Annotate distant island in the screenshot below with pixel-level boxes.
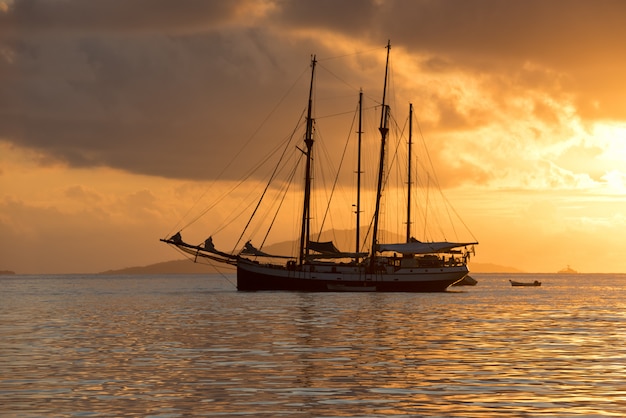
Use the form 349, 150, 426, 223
99, 259, 229, 275
100, 259, 521, 275
0, 270, 15, 275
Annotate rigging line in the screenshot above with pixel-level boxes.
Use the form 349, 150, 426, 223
316, 63, 381, 106
260, 153, 303, 251
392, 114, 411, 236
316, 105, 358, 240
313, 154, 339, 248
204, 263, 237, 290
316, 103, 378, 121
167, 245, 237, 288
316, 109, 360, 119
244, 141, 303, 240
309, 112, 362, 242
441, 192, 479, 242
245, 151, 297, 241
379, 110, 409, 209
414, 115, 443, 196
171, 147, 291, 246
182, 109, 308, 237
423, 174, 430, 240
317, 106, 354, 237
182, 144, 289, 241
386, 112, 406, 185
233, 115, 306, 252
246, 148, 301, 241
380, 112, 404, 238
166, 65, 311, 237
316, 44, 389, 104
413, 113, 476, 240
212, 186, 259, 236
181, 110, 306, 234
209, 120, 304, 240
434, 170, 463, 240
361, 106, 382, 250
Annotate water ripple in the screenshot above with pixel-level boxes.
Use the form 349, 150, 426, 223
1, 274, 626, 416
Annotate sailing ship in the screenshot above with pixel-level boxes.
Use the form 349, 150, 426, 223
161, 41, 478, 292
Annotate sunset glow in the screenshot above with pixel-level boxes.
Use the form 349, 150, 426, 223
1, 1, 625, 274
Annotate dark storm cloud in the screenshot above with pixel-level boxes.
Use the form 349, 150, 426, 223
277, 0, 626, 73
1, 0, 625, 181
278, 0, 626, 118
274, 0, 379, 31
391, 0, 626, 119
0, 0, 241, 33
1, 0, 305, 179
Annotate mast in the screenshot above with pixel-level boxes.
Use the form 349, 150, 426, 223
406, 103, 413, 243
355, 90, 363, 263
371, 40, 391, 265
299, 55, 316, 266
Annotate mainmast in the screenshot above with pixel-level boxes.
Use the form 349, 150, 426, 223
299, 55, 316, 266
406, 103, 413, 243
355, 90, 363, 263
371, 41, 391, 265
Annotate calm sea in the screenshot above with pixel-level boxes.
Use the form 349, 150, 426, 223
1, 273, 625, 417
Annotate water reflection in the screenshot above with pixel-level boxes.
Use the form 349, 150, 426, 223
1, 274, 626, 416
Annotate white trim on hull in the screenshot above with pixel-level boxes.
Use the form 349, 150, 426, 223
236, 259, 468, 292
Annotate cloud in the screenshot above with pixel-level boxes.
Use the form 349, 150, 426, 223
0, 196, 173, 273
4, 1, 626, 275
0, 0, 251, 34
1, 0, 625, 187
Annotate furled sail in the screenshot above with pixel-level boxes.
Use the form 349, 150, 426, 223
241, 241, 272, 257
307, 240, 368, 259
308, 240, 341, 255
377, 240, 477, 255
240, 241, 292, 259
159, 233, 237, 264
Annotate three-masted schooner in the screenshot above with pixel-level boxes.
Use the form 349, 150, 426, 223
161, 42, 478, 292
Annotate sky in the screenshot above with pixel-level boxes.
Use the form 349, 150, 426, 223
1, 0, 626, 274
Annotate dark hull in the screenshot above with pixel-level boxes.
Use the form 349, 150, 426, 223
237, 261, 467, 292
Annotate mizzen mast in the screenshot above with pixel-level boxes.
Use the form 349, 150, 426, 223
406, 103, 413, 243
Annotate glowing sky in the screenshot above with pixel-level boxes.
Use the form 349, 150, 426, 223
1, 0, 626, 274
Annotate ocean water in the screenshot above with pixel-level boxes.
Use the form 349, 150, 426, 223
1, 273, 625, 417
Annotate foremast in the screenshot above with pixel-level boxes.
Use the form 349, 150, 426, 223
299, 55, 317, 266
370, 41, 391, 268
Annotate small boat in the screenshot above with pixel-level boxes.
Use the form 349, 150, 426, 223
161, 41, 478, 292
509, 279, 541, 287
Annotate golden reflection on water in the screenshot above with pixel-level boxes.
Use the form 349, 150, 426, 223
1, 274, 626, 416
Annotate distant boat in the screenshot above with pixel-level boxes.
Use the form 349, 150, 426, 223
557, 265, 578, 274
509, 279, 541, 287
161, 41, 478, 292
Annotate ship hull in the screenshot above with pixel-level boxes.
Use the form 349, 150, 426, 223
236, 259, 468, 292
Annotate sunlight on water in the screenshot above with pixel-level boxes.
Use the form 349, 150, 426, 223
1, 274, 626, 416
